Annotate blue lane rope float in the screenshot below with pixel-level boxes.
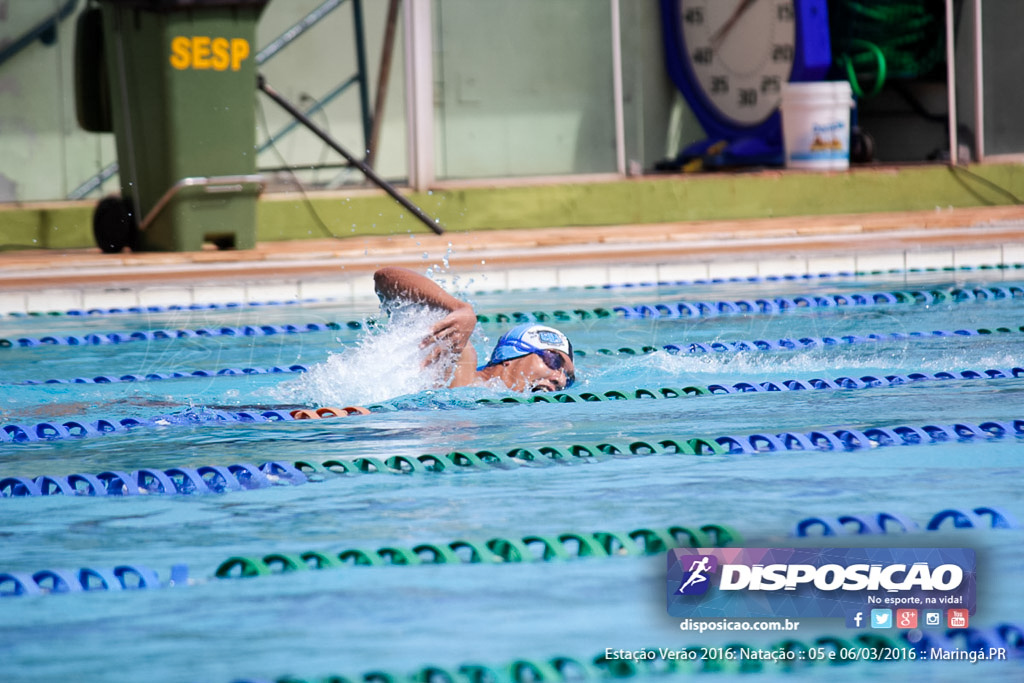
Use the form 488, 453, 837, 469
229, 627, 1024, 682
4, 285, 1021, 349
576, 325, 1024, 358
0, 405, 377, 446
0, 297, 335, 319
477, 368, 1024, 404
0, 321, 358, 349
213, 523, 742, 579
17, 364, 309, 385
15, 322, 1024, 384
3, 368, 1020, 445
794, 507, 1019, 536
473, 285, 1024, 325
3, 418, 1022, 499
0, 563, 187, 597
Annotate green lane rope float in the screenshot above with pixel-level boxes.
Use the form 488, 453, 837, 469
213, 523, 741, 579
3, 284, 1021, 349
230, 627, 1023, 682
3, 418, 1022, 499
5, 507, 1013, 597
3, 368, 1020, 446
213, 506, 1017, 579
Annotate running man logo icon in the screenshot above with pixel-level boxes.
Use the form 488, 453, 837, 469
675, 554, 719, 595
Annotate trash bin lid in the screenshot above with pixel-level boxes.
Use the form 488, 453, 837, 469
98, 0, 269, 9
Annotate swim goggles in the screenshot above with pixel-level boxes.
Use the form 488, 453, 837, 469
496, 339, 575, 387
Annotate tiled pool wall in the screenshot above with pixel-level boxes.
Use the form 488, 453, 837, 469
1, 241, 1023, 315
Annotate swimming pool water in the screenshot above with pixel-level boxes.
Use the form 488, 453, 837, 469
1, 269, 1022, 683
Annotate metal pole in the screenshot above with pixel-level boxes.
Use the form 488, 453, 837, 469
258, 74, 444, 235
351, 0, 373, 156
972, 0, 984, 162
944, 0, 958, 164
611, 0, 626, 175
367, 0, 402, 169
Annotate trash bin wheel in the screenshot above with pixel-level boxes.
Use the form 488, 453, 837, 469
93, 196, 138, 253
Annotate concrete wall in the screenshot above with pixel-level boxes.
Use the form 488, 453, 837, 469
0, 0, 1020, 213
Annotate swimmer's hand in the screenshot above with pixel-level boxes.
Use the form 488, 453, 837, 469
420, 305, 476, 367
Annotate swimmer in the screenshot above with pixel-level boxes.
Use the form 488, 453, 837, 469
373, 267, 575, 392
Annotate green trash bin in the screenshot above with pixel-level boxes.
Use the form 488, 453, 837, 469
88, 0, 268, 252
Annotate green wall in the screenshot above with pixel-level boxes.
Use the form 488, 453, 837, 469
4, 163, 1020, 250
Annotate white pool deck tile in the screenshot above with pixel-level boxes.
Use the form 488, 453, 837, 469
954, 246, 1005, 270
25, 289, 81, 313
656, 262, 710, 283
192, 285, 248, 306
137, 287, 196, 309
707, 260, 761, 280
506, 268, 560, 290
757, 258, 808, 278
1, 207, 1022, 313
243, 281, 303, 304
607, 264, 659, 286
805, 255, 857, 275
81, 288, 139, 310
905, 249, 954, 271
855, 252, 906, 273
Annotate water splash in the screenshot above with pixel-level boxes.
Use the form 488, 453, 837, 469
273, 304, 453, 406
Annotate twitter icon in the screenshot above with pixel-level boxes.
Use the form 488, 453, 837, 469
871, 609, 893, 628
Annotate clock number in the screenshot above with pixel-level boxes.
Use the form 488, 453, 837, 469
761, 75, 781, 93
684, 8, 704, 25
738, 88, 757, 108
772, 44, 795, 62
711, 76, 729, 94
777, 4, 794, 21
692, 47, 713, 65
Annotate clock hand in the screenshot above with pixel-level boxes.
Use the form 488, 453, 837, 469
709, 0, 760, 51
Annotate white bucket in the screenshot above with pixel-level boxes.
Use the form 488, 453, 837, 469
780, 81, 854, 171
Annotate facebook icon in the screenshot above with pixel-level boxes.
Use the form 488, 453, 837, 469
845, 611, 865, 629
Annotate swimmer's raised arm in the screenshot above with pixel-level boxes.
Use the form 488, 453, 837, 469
373, 267, 479, 385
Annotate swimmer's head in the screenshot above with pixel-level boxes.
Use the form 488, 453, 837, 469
478, 324, 575, 392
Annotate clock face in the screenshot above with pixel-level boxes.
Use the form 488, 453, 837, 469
680, 0, 797, 127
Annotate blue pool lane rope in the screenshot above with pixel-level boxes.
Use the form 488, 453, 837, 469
0, 322, 358, 349
473, 285, 1024, 324
4, 284, 1023, 349
793, 507, 1019, 536
3, 508, 1013, 598
17, 364, 309, 385
0, 564, 184, 596
0, 297, 335, 319
2, 418, 1022, 499
577, 326, 1024, 358
2, 368, 1022, 445
14, 323, 1024, 385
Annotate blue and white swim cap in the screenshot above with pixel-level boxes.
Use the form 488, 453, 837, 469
481, 323, 573, 368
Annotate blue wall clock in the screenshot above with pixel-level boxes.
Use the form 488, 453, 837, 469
660, 0, 833, 166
